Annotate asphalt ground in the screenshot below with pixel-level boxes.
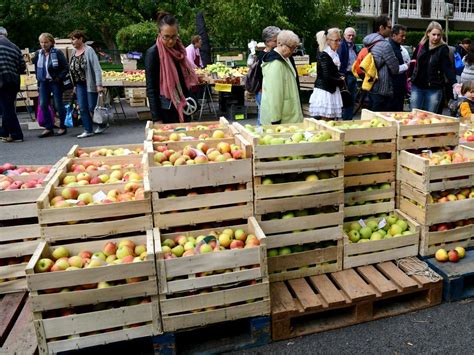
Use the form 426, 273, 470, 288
1, 109, 473, 354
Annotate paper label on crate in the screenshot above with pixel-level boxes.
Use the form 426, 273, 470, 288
255, 127, 263, 134
304, 131, 314, 140
378, 218, 387, 229
93, 191, 107, 202
191, 148, 206, 157
421, 149, 433, 158
358, 219, 367, 228
123, 149, 132, 155
65, 199, 80, 204
195, 235, 218, 254
180, 136, 195, 141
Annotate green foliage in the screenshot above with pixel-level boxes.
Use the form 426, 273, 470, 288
405, 31, 474, 47
116, 22, 157, 53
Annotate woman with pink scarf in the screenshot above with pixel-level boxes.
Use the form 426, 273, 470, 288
145, 12, 198, 123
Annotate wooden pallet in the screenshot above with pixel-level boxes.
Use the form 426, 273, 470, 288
37, 173, 153, 242
25, 232, 161, 354
152, 315, 270, 355
379, 109, 459, 150
0, 292, 37, 353
270, 258, 443, 341
155, 218, 270, 333
425, 249, 474, 302
343, 210, 420, 269
398, 146, 474, 193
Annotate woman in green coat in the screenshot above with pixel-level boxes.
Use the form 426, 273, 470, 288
260, 30, 303, 125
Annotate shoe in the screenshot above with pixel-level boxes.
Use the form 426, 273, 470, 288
4, 137, 23, 143
94, 124, 109, 135
77, 131, 94, 139
55, 129, 67, 136
38, 130, 54, 138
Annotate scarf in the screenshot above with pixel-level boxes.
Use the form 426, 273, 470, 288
36, 48, 59, 82
157, 37, 198, 122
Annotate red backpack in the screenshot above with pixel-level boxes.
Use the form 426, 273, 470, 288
352, 40, 383, 78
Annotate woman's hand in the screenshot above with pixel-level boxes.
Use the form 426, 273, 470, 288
97, 85, 104, 92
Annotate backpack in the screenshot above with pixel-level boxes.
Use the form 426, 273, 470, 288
454, 51, 465, 76
244, 59, 261, 94
352, 40, 383, 78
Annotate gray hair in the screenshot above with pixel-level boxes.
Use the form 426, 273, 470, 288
262, 26, 281, 44
277, 30, 300, 48
344, 27, 356, 36
0, 27, 7, 36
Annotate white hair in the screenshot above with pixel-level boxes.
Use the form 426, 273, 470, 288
344, 27, 356, 35
277, 30, 300, 48
316, 28, 341, 52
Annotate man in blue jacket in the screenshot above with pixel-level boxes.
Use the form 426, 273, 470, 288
337, 27, 358, 120
0, 27, 26, 142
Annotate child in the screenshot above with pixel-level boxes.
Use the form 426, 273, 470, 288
459, 80, 474, 123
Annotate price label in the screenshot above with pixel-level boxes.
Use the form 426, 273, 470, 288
378, 218, 387, 229
421, 150, 433, 158
191, 148, 205, 157
65, 199, 80, 204
304, 131, 314, 140
123, 149, 132, 155
256, 127, 263, 134
358, 219, 367, 228
93, 190, 107, 202
214, 83, 232, 92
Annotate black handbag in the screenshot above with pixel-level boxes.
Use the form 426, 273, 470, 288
63, 72, 74, 91
340, 83, 352, 109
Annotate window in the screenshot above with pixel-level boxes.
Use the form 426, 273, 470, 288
454, 0, 474, 13
400, 0, 417, 10
355, 22, 369, 39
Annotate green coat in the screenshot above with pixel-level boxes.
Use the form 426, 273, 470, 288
260, 53, 303, 125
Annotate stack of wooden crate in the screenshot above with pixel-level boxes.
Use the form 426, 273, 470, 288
126, 88, 147, 107
0, 163, 58, 294
235, 119, 345, 282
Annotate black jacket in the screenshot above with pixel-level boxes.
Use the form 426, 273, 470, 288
389, 39, 407, 92
145, 44, 189, 122
412, 42, 456, 89
0, 36, 26, 90
314, 51, 344, 93
33, 48, 68, 82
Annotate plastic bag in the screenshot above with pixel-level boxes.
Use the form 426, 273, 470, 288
36, 102, 55, 128
64, 99, 78, 128
93, 93, 113, 125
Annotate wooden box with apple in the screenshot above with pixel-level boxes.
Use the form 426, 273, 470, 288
399, 182, 474, 256
154, 217, 270, 332
25, 232, 161, 354
379, 109, 459, 150
398, 146, 474, 193
459, 123, 474, 148
1, 162, 60, 294
343, 210, 420, 269
36, 171, 153, 242
67, 144, 145, 159
326, 110, 397, 220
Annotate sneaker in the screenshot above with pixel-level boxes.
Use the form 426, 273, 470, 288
77, 131, 94, 139
94, 124, 109, 135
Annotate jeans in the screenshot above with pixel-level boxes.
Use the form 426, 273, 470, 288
38, 80, 66, 130
0, 84, 23, 140
368, 92, 392, 112
410, 85, 443, 113
256, 91, 262, 125
342, 73, 357, 120
75, 81, 98, 133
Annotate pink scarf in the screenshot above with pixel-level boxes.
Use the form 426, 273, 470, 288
157, 37, 198, 122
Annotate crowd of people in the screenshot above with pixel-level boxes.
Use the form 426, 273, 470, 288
1, 13, 474, 143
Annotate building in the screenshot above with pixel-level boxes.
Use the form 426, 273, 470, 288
351, 0, 474, 37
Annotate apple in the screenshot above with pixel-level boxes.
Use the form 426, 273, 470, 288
35, 258, 54, 273
116, 246, 134, 259
135, 244, 146, 256
68, 256, 84, 268
230, 240, 244, 249
448, 249, 460, 263
77, 192, 93, 205
199, 244, 213, 254
106, 254, 117, 263
76, 172, 90, 182
234, 229, 247, 242
103, 242, 117, 256
212, 130, 225, 139
435, 248, 449, 262
61, 187, 79, 200
218, 233, 232, 248
52, 258, 70, 271
348, 230, 361, 243
118, 239, 136, 251
278, 247, 292, 255
78, 251, 92, 259
52, 246, 70, 260
454, 246, 466, 259
171, 245, 184, 257
97, 281, 112, 289
62, 175, 77, 185
50, 196, 65, 206
121, 255, 135, 263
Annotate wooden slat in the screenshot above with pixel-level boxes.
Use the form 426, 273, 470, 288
377, 262, 418, 291
288, 279, 322, 311
1, 299, 37, 354
308, 274, 345, 307
356, 265, 398, 297
0, 292, 27, 345
331, 269, 376, 302
270, 282, 297, 316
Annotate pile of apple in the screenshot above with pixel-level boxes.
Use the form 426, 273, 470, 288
66, 161, 140, 173
51, 183, 145, 208
260, 170, 336, 185
0, 175, 44, 191
75, 146, 144, 158
461, 128, 474, 142
244, 123, 314, 134
435, 246, 466, 263
428, 219, 474, 232
267, 241, 336, 258
153, 123, 224, 133
161, 228, 260, 259
1, 163, 51, 176
102, 70, 145, 82
329, 117, 389, 129
61, 170, 142, 187
257, 131, 333, 145
346, 214, 414, 243
346, 153, 391, 162
152, 129, 231, 142
419, 149, 471, 165
385, 111, 452, 125
429, 188, 474, 203
153, 141, 245, 166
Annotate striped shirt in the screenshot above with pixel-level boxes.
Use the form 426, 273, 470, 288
0, 36, 26, 88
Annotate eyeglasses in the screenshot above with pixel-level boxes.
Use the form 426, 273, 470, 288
328, 39, 342, 43
284, 44, 298, 53
161, 34, 178, 41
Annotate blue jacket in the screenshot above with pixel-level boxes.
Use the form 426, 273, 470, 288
337, 39, 358, 75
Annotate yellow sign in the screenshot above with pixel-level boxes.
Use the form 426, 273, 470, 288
214, 83, 232, 92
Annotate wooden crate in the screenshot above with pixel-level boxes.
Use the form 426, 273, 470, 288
25, 232, 160, 354
127, 87, 147, 99
459, 123, 474, 148
344, 182, 396, 219
398, 146, 474, 193
67, 144, 144, 158
129, 98, 147, 107
343, 210, 420, 269
145, 135, 252, 192
270, 259, 442, 341
145, 124, 236, 142
418, 225, 474, 257
155, 218, 270, 332
36, 174, 152, 242
145, 117, 230, 134
379, 109, 459, 150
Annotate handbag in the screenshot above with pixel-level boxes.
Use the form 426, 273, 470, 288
63, 72, 74, 91
340, 83, 352, 109
36, 102, 55, 128
93, 92, 113, 125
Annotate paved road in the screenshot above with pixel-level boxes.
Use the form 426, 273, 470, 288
2, 114, 473, 354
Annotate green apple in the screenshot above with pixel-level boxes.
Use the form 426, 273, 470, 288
52, 246, 70, 260
278, 247, 292, 255
349, 222, 362, 231
267, 249, 279, 257
282, 212, 295, 219
370, 232, 383, 241
366, 220, 379, 232
359, 227, 372, 239
348, 230, 361, 243
171, 245, 184, 257
262, 178, 273, 185
291, 245, 305, 253
389, 224, 403, 236
395, 220, 408, 232
387, 214, 398, 226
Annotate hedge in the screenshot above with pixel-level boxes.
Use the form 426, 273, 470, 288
116, 21, 157, 54
405, 31, 472, 47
